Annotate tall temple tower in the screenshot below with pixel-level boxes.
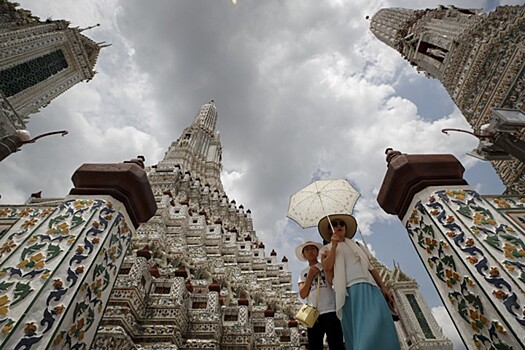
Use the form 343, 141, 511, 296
0, 0, 103, 138
369, 5, 525, 193
91, 101, 305, 349
164, 100, 224, 192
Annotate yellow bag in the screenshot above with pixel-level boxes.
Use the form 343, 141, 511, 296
295, 303, 320, 328
295, 271, 321, 328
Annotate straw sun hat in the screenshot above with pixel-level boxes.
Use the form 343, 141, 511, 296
295, 241, 324, 262
317, 214, 358, 243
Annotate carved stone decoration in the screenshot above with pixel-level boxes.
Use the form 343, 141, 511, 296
92, 326, 136, 350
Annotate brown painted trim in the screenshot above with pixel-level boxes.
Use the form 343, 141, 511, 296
377, 152, 468, 220
70, 162, 157, 228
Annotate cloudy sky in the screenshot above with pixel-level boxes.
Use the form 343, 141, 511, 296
2, 0, 523, 347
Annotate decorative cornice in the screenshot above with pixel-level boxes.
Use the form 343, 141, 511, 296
377, 149, 468, 219
69, 159, 157, 228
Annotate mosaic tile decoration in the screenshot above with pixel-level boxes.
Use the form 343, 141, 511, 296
0, 197, 133, 350
405, 187, 525, 350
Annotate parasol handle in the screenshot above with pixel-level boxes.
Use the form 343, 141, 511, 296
315, 181, 335, 241
358, 228, 367, 246
326, 216, 334, 242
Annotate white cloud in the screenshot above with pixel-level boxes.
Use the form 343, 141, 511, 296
222, 168, 245, 196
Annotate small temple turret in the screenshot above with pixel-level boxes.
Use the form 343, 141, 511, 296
0, 0, 104, 139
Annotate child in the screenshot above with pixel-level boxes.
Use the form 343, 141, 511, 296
296, 240, 344, 350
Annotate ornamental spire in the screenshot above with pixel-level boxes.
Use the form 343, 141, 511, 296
192, 99, 218, 134
158, 100, 223, 191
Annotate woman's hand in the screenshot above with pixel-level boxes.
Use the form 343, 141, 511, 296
330, 233, 342, 247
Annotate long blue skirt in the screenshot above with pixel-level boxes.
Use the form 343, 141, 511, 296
341, 283, 401, 350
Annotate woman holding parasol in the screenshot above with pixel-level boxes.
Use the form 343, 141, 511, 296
319, 214, 400, 350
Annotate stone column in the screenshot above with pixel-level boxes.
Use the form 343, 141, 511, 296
377, 149, 525, 350
0, 159, 156, 350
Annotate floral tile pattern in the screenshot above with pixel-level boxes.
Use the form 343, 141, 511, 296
0, 197, 133, 350
405, 187, 525, 350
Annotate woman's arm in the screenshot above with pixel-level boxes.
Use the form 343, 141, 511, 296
370, 268, 395, 307
321, 239, 339, 286
321, 236, 340, 273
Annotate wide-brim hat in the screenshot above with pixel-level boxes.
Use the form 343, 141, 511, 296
318, 214, 358, 242
295, 240, 324, 262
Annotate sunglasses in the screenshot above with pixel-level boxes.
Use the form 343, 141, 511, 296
330, 220, 346, 228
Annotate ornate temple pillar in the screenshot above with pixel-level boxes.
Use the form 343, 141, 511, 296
288, 318, 300, 348
0, 159, 156, 350
377, 150, 525, 349
238, 298, 249, 326
264, 305, 276, 337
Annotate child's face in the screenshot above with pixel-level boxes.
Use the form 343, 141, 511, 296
303, 245, 319, 260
